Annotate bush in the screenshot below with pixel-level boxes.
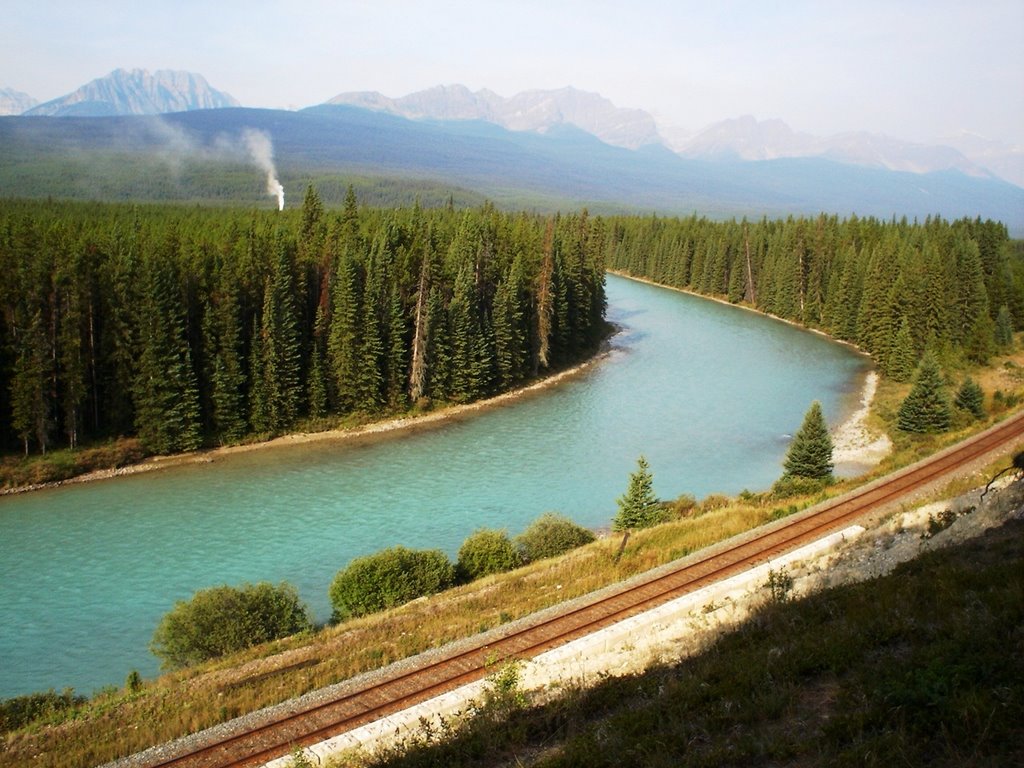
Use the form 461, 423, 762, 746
329, 546, 456, 621
514, 513, 595, 563
670, 493, 698, 517
772, 474, 827, 499
457, 529, 522, 582
150, 581, 311, 669
0, 688, 86, 733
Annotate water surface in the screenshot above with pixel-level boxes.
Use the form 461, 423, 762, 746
0, 274, 868, 698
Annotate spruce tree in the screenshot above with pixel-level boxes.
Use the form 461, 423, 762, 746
210, 282, 247, 443
995, 305, 1015, 349
897, 352, 952, 433
887, 318, 918, 382
954, 377, 985, 419
328, 252, 362, 413
782, 401, 834, 480
306, 303, 329, 419
133, 244, 202, 454
613, 455, 662, 531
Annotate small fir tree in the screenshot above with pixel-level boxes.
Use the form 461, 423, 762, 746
782, 401, 834, 481
613, 455, 662, 531
897, 352, 952, 433
954, 377, 986, 419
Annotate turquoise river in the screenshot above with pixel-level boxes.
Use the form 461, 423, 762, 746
0, 274, 869, 699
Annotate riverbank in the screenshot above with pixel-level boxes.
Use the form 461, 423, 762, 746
609, 271, 890, 473
0, 350, 612, 497
831, 371, 893, 472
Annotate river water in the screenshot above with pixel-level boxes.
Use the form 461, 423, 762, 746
0, 274, 868, 699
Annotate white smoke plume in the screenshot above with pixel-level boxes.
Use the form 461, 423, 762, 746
242, 128, 285, 210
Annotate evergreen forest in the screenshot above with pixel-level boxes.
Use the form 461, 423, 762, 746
607, 214, 1022, 379
0, 192, 607, 456
2, 197, 1022, 462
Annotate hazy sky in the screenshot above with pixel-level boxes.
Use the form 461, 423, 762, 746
4, 0, 1022, 145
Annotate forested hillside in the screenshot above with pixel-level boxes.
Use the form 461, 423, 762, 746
607, 214, 1022, 379
0, 193, 607, 456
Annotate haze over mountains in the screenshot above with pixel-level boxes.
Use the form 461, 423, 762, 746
2, 68, 1022, 231
328, 84, 663, 150
331, 84, 1024, 189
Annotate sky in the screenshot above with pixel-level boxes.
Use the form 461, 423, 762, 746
3, 0, 1023, 146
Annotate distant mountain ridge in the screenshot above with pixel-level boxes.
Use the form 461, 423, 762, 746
6, 70, 1021, 187
24, 68, 239, 117
672, 115, 997, 180
326, 85, 1023, 188
2, 104, 1022, 234
0, 87, 37, 116
328, 84, 663, 149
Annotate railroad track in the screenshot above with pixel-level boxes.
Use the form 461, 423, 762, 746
134, 411, 1024, 768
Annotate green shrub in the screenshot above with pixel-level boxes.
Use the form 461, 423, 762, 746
514, 513, 595, 563
669, 493, 698, 517
456, 529, 522, 582
329, 546, 456, 621
0, 688, 87, 733
771, 474, 827, 499
150, 581, 311, 669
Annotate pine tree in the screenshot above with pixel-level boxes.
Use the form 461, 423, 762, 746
887, 318, 917, 383
954, 377, 985, 419
253, 234, 303, 433
355, 249, 385, 412
306, 303, 329, 419
9, 308, 49, 455
782, 401, 834, 480
613, 455, 662, 531
897, 352, 952, 433
448, 263, 485, 402
328, 252, 362, 413
966, 312, 997, 364
408, 244, 432, 403
384, 286, 408, 411
210, 281, 247, 443
995, 305, 1014, 349
133, 245, 202, 454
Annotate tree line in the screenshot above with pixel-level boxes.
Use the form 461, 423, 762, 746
607, 213, 1020, 378
0, 191, 607, 456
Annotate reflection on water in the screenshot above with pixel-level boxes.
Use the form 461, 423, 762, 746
0, 274, 868, 697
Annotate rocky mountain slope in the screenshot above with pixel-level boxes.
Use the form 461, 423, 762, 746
0, 87, 37, 116
671, 114, 1003, 181
24, 68, 239, 117
328, 84, 662, 149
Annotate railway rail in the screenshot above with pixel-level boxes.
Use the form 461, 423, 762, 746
130, 411, 1024, 768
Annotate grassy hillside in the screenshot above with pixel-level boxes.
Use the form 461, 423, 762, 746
364, 514, 1024, 768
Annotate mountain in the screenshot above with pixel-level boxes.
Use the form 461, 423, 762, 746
332, 87, 1021, 188
673, 115, 996, 180
24, 69, 239, 117
935, 131, 1024, 189
2, 105, 1021, 234
0, 87, 37, 116
328, 85, 663, 149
